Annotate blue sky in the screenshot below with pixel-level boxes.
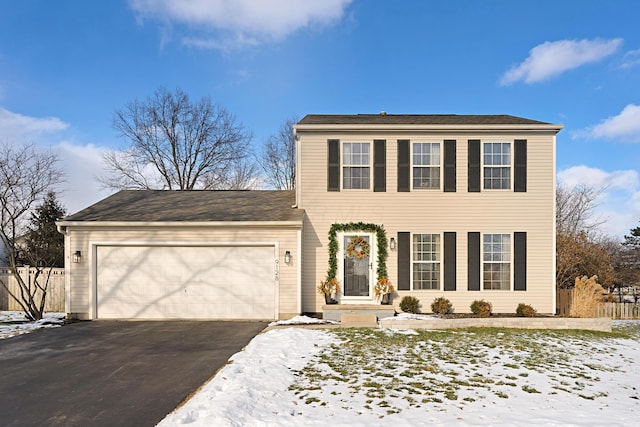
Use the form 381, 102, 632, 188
1, 0, 639, 237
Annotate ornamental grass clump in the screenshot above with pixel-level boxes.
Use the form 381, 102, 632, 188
516, 303, 537, 317
374, 277, 394, 300
430, 297, 452, 315
570, 275, 604, 318
399, 296, 420, 314
470, 299, 492, 317
317, 278, 340, 296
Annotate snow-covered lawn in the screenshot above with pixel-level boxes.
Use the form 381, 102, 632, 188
158, 319, 640, 427
0, 311, 65, 339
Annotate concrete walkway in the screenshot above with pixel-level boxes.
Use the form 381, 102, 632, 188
0, 320, 267, 427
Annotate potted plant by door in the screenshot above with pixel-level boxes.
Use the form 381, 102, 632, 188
318, 278, 340, 304
374, 277, 394, 305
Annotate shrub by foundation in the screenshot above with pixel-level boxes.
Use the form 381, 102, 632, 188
399, 296, 421, 314
470, 300, 492, 317
431, 297, 453, 315
516, 303, 537, 317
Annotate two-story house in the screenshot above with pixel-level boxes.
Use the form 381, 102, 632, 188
294, 114, 562, 315
57, 113, 562, 320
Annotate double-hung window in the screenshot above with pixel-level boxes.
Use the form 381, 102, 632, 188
412, 234, 441, 290
483, 142, 511, 189
483, 234, 511, 290
413, 142, 440, 189
343, 142, 370, 189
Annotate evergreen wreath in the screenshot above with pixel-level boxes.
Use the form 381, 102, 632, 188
326, 222, 389, 283
346, 236, 370, 259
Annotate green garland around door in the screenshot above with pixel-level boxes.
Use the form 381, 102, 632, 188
326, 222, 389, 283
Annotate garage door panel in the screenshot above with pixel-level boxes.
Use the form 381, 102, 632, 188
96, 245, 275, 319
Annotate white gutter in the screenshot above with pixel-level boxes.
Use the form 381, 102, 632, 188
56, 220, 303, 228
294, 123, 564, 133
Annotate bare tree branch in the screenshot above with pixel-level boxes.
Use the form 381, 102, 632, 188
257, 116, 297, 190
556, 183, 605, 235
0, 142, 63, 320
100, 87, 254, 190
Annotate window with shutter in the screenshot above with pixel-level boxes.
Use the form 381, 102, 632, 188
444, 140, 456, 192
397, 140, 410, 192
468, 140, 480, 192
374, 139, 386, 192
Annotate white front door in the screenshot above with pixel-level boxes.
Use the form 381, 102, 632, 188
339, 233, 376, 303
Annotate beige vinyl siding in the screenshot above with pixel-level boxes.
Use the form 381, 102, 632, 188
65, 226, 300, 319
298, 130, 556, 314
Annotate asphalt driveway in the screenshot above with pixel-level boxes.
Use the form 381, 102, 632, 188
0, 320, 267, 427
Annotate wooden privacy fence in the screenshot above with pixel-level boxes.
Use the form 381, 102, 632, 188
557, 288, 572, 316
597, 302, 640, 319
557, 288, 640, 319
0, 267, 65, 312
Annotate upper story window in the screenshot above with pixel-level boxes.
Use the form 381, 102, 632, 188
483, 233, 511, 290
412, 233, 441, 290
412, 142, 441, 189
483, 142, 511, 190
343, 142, 370, 189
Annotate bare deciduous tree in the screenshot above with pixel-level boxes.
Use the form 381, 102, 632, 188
555, 183, 615, 290
556, 184, 604, 234
258, 116, 297, 190
0, 143, 64, 320
101, 87, 254, 190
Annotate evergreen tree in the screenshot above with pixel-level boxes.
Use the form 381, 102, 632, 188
19, 192, 66, 267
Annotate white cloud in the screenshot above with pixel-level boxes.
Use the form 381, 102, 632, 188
500, 38, 623, 85
558, 165, 640, 237
55, 141, 111, 215
620, 49, 640, 69
0, 107, 69, 141
576, 104, 640, 143
128, 0, 352, 49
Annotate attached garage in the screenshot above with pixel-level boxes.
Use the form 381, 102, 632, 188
58, 190, 303, 321
95, 245, 276, 319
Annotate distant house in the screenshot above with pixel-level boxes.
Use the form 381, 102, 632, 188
57, 113, 562, 320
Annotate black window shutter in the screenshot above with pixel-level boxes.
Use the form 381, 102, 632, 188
444, 140, 456, 192
467, 232, 480, 291
327, 139, 340, 192
514, 139, 527, 192
397, 140, 410, 192
374, 139, 386, 192
397, 232, 410, 290
514, 232, 527, 290
468, 140, 480, 192
444, 232, 456, 291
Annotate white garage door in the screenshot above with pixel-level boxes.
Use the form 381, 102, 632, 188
96, 245, 276, 319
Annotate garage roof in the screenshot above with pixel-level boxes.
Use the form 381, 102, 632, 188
63, 190, 303, 223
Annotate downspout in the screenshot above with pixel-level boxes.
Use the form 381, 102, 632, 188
56, 223, 72, 317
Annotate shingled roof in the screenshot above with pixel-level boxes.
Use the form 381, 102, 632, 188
62, 190, 302, 223
297, 114, 552, 126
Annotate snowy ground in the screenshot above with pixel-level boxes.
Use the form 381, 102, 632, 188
0, 311, 65, 339
158, 317, 640, 427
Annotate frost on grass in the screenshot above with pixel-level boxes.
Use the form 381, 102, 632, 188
289, 325, 640, 425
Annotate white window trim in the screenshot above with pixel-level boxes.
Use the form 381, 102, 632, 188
482, 141, 513, 191
411, 141, 442, 191
341, 141, 372, 191
410, 232, 443, 291
480, 232, 513, 291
